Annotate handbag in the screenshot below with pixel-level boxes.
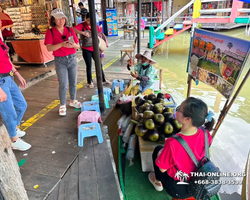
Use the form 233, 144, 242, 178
98, 36, 106, 52
81, 30, 93, 47
172, 128, 221, 200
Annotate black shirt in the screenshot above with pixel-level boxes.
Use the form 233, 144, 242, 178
79, 8, 88, 21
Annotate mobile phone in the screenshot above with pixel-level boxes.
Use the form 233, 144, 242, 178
68, 36, 74, 43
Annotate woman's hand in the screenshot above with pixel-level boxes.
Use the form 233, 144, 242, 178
61, 41, 74, 48
131, 71, 138, 78
15, 72, 26, 89
0, 88, 7, 102
82, 31, 90, 37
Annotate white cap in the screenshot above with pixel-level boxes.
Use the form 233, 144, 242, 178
51, 8, 67, 19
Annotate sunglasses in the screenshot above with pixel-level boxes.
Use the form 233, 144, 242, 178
1, 44, 7, 51
176, 105, 183, 114
62, 35, 67, 41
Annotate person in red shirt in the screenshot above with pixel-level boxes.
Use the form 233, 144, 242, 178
0, 5, 13, 39
0, 37, 31, 151
45, 8, 81, 116
0, 5, 16, 59
74, 12, 110, 89
148, 97, 215, 199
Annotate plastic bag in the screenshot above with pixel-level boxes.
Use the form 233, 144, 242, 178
122, 122, 134, 144
126, 134, 137, 166
117, 115, 127, 129
121, 115, 131, 133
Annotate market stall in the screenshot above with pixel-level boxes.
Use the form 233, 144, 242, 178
1, 0, 71, 65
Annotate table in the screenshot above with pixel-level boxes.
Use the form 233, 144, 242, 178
8, 39, 54, 66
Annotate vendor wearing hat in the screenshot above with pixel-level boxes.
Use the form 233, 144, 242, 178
127, 50, 156, 96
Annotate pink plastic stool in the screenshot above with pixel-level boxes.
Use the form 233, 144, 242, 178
78, 111, 102, 127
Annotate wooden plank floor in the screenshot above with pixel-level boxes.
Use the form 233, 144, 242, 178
10, 35, 143, 200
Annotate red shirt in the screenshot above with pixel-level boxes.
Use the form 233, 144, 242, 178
74, 22, 100, 51
0, 38, 12, 73
1, 13, 13, 37
156, 128, 212, 181
44, 27, 79, 57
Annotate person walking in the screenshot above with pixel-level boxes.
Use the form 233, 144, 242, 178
77, 2, 88, 22
0, 36, 31, 151
74, 12, 111, 89
45, 8, 81, 116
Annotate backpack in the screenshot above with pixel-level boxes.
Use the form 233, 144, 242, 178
80, 24, 93, 47
172, 128, 221, 200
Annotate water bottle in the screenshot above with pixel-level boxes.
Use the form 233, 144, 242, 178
122, 122, 134, 144
126, 134, 137, 166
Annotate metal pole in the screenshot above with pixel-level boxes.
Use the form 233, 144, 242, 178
151, 0, 153, 25
161, 0, 164, 24
88, 0, 105, 112
212, 67, 250, 139
167, 0, 172, 29
101, 0, 108, 35
137, 0, 141, 54
187, 74, 192, 97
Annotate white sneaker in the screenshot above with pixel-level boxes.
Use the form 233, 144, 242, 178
11, 138, 31, 151
16, 128, 26, 138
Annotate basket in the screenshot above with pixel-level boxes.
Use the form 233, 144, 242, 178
117, 100, 132, 116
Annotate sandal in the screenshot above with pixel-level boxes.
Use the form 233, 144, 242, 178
69, 100, 81, 108
88, 82, 94, 88
59, 105, 66, 116
103, 80, 111, 85
148, 172, 163, 192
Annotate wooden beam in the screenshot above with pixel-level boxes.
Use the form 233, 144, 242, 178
0, 125, 29, 200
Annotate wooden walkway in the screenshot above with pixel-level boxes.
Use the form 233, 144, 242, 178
9, 35, 143, 200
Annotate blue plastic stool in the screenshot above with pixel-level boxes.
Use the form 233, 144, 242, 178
112, 79, 125, 92
91, 94, 109, 109
78, 123, 103, 147
81, 101, 101, 114
95, 88, 113, 101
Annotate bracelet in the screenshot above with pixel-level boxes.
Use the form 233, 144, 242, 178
14, 71, 18, 74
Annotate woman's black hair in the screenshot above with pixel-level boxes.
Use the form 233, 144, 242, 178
182, 97, 215, 131
86, 12, 90, 19
50, 16, 67, 27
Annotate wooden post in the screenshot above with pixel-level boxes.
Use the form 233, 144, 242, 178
0, 124, 29, 200
159, 69, 163, 90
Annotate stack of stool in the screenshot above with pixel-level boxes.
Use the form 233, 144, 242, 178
78, 102, 103, 147
95, 87, 113, 101
112, 79, 125, 92
91, 94, 109, 109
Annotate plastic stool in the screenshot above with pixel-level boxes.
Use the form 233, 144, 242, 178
112, 79, 125, 92
78, 111, 102, 127
91, 94, 109, 109
81, 101, 100, 114
78, 123, 103, 147
95, 87, 113, 101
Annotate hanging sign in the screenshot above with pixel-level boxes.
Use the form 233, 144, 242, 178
189, 29, 250, 99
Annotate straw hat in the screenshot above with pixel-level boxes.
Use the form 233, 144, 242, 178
135, 50, 156, 64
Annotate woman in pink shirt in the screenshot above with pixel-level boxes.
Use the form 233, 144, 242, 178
149, 97, 215, 199
0, 35, 31, 151
74, 12, 111, 88
45, 8, 81, 116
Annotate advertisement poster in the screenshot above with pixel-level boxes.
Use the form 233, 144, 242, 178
189, 29, 250, 99
106, 8, 118, 36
